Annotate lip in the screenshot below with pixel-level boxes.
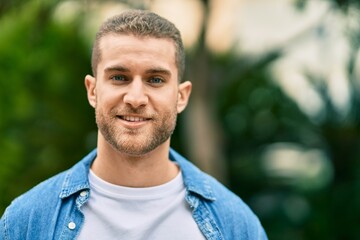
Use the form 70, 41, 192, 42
116, 115, 152, 128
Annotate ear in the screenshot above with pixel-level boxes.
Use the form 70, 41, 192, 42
85, 74, 97, 108
177, 81, 192, 113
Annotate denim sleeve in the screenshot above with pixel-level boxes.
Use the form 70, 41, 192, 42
257, 219, 268, 240
0, 212, 6, 240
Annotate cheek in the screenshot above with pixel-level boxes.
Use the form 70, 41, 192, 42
97, 87, 123, 106
155, 90, 178, 107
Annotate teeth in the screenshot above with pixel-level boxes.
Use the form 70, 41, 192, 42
122, 116, 147, 122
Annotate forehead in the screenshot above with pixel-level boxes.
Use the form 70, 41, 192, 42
98, 34, 177, 69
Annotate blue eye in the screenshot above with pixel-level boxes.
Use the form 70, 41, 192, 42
111, 75, 126, 81
149, 77, 164, 84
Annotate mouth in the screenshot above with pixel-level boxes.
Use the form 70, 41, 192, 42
117, 115, 152, 122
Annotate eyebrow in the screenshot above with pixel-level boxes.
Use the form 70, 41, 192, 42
145, 68, 172, 77
104, 65, 172, 77
104, 66, 130, 73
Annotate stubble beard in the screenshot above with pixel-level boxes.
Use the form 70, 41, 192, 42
95, 105, 178, 156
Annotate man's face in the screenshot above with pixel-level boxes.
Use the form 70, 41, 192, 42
85, 34, 191, 156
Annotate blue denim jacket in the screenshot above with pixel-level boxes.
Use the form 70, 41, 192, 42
0, 149, 267, 240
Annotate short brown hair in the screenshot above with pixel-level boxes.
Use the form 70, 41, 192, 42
91, 9, 185, 82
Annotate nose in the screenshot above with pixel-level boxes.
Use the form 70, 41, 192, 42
123, 79, 148, 108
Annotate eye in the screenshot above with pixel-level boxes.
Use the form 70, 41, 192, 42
111, 75, 127, 81
149, 77, 164, 84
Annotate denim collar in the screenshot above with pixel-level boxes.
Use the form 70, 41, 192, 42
59, 148, 216, 201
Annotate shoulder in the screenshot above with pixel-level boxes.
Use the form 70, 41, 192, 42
195, 171, 267, 239
2, 169, 68, 219
0, 150, 96, 239
2, 149, 96, 216
171, 149, 252, 211
196, 170, 255, 218
170, 149, 267, 239
0, 170, 68, 240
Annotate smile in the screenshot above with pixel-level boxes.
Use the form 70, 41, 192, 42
118, 115, 151, 122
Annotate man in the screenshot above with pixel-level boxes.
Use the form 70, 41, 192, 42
0, 10, 267, 240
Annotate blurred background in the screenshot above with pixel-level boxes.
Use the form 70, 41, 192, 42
1, 0, 360, 239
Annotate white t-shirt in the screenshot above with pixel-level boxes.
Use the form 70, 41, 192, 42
77, 169, 205, 240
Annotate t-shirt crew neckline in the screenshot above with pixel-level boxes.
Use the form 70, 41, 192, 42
88, 168, 184, 200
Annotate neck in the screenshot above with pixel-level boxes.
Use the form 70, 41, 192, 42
91, 133, 179, 187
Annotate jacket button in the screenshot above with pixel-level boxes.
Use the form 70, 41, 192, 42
68, 222, 76, 230
80, 191, 88, 197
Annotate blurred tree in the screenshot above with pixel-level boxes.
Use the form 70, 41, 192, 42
217, 1, 360, 239
182, 0, 228, 183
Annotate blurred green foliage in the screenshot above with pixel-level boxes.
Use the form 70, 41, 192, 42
215, 54, 360, 239
0, 0, 96, 211
1, 1, 360, 240
211, 2, 360, 239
